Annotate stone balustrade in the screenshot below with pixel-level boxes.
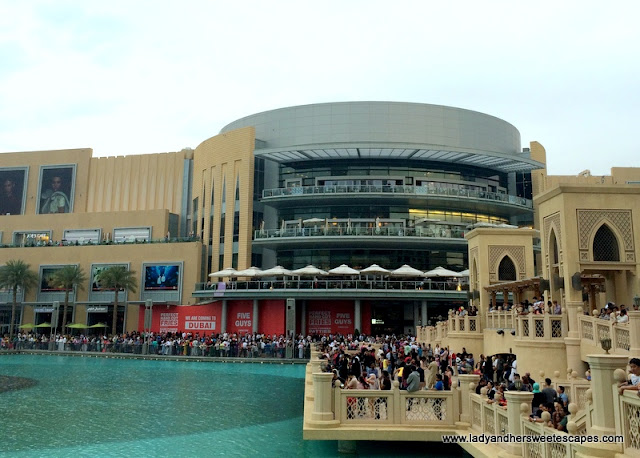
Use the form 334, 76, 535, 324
516, 313, 567, 341
447, 314, 481, 334
578, 313, 636, 354
485, 310, 516, 330
305, 353, 634, 456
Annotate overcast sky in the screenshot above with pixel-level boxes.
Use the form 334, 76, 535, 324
0, 1, 638, 175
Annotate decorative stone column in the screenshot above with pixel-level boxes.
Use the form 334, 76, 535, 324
457, 374, 480, 425
627, 311, 640, 354
310, 372, 339, 426
503, 391, 533, 457
586, 354, 627, 436
565, 300, 582, 338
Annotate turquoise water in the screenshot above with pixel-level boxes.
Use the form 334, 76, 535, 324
0, 355, 468, 457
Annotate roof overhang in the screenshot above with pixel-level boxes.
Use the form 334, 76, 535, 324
254, 143, 544, 173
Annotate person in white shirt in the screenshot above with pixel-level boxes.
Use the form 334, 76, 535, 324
617, 309, 629, 324
619, 358, 640, 394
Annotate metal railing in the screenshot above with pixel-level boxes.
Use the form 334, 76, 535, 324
3, 339, 311, 359
196, 279, 464, 292
254, 225, 466, 240
262, 184, 532, 208
0, 236, 201, 249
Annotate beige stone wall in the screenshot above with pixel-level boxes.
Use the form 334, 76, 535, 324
193, 127, 255, 272
86, 151, 188, 213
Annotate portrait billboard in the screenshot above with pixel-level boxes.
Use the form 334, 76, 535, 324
37, 165, 75, 214
40, 266, 66, 292
90, 264, 129, 292
144, 264, 180, 291
0, 167, 27, 216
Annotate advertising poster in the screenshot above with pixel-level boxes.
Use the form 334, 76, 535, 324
38, 165, 75, 214
227, 301, 253, 334
40, 266, 66, 292
0, 168, 27, 216
307, 300, 354, 334
139, 302, 222, 334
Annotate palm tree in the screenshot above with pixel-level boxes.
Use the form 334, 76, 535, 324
51, 265, 87, 333
0, 260, 39, 341
97, 266, 137, 336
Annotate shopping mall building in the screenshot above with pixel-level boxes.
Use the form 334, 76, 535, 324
1, 102, 637, 337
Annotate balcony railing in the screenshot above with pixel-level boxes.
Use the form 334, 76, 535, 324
195, 279, 463, 292
578, 314, 631, 353
262, 185, 532, 208
254, 225, 466, 240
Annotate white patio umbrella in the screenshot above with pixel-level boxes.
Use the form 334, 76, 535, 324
360, 264, 390, 275
291, 265, 329, 276
208, 267, 237, 278
458, 269, 470, 277
328, 264, 360, 275
256, 266, 292, 277
303, 218, 325, 225
390, 264, 425, 277
415, 218, 441, 224
233, 266, 263, 277
424, 266, 462, 278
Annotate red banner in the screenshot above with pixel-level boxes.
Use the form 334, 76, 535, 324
227, 301, 253, 335
307, 301, 354, 334
138, 302, 222, 335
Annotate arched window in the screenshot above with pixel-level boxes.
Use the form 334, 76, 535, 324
472, 259, 478, 291
498, 256, 517, 281
550, 230, 559, 265
593, 225, 620, 261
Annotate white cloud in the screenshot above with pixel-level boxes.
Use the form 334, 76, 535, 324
0, 0, 638, 175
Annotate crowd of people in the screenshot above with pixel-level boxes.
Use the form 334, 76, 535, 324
596, 302, 635, 323
1, 331, 314, 359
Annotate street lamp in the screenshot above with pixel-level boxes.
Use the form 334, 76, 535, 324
143, 299, 153, 355
49, 301, 60, 351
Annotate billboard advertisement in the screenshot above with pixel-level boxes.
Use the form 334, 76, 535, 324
40, 266, 66, 292
138, 302, 222, 334
38, 165, 75, 214
0, 167, 27, 216
91, 264, 129, 291
307, 300, 354, 335
144, 264, 180, 291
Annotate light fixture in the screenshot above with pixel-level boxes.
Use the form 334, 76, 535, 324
497, 329, 504, 335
